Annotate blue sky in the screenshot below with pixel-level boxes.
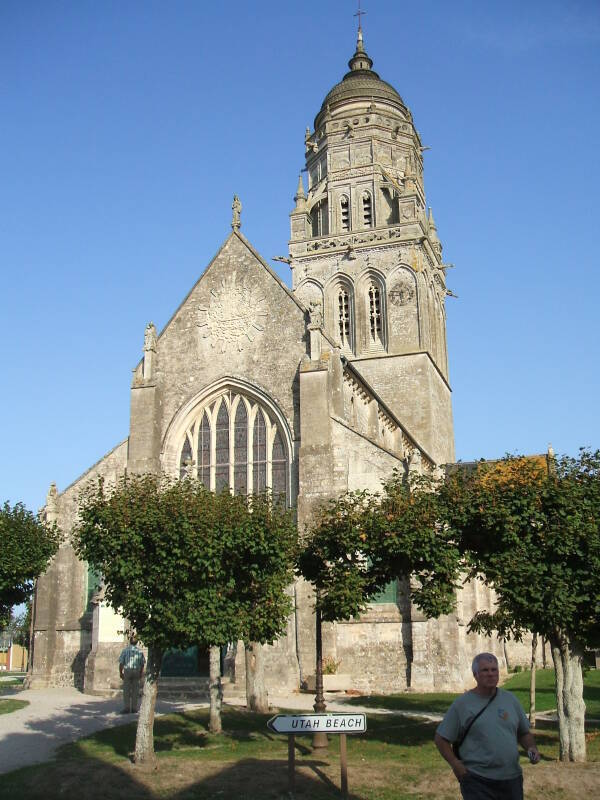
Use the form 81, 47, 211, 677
2, 1, 599, 512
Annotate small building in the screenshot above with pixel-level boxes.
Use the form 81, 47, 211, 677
0, 633, 28, 672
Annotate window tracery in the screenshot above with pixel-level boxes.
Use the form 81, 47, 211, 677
362, 191, 372, 228
178, 390, 289, 504
338, 287, 353, 350
311, 199, 329, 237
368, 284, 382, 343
340, 195, 350, 231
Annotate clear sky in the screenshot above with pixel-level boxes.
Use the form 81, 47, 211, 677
2, 1, 599, 512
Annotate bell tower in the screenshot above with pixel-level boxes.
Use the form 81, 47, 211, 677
290, 28, 454, 464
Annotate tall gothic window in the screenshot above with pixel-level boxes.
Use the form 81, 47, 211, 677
368, 284, 383, 344
362, 191, 372, 228
215, 402, 230, 492
198, 412, 211, 486
338, 288, 353, 350
178, 391, 289, 504
253, 410, 267, 493
340, 195, 350, 231
311, 199, 329, 237
233, 402, 248, 495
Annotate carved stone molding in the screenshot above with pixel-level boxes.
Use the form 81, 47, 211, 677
197, 274, 268, 353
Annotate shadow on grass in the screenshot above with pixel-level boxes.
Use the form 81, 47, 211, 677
341, 693, 456, 714
2, 748, 365, 800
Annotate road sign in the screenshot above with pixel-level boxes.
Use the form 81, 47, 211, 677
267, 712, 367, 735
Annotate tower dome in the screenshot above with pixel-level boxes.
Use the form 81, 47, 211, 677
315, 29, 406, 127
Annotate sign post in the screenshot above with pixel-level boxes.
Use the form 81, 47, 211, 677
267, 712, 367, 798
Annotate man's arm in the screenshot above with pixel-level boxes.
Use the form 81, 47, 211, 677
518, 731, 541, 763
434, 733, 468, 781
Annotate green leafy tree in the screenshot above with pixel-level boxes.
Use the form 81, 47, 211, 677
0, 501, 60, 628
299, 474, 460, 623
75, 475, 297, 765
6, 604, 32, 650
234, 492, 298, 712
438, 450, 600, 762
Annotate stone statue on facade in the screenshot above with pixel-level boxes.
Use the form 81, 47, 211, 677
231, 195, 242, 229
143, 322, 157, 352
308, 300, 323, 329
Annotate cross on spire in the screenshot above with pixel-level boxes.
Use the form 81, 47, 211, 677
354, 0, 366, 32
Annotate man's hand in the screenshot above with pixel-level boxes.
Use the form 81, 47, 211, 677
527, 746, 541, 764
434, 733, 468, 782
519, 732, 540, 763
452, 760, 469, 781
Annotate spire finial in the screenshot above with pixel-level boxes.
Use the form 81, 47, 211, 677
354, 0, 367, 47
349, 2, 372, 71
294, 173, 306, 204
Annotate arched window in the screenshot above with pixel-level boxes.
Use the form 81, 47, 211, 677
311, 199, 329, 237
362, 191, 372, 228
368, 284, 382, 344
338, 287, 353, 350
271, 428, 287, 498
233, 401, 248, 495
253, 410, 267, 493
178, 390, 289, 504
340, 195, 350, 232
198, 412, 211, 487
180, 436, 193, 478
215, 401, 229, 493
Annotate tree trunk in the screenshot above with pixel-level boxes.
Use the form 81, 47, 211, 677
134, 645, 162, 766
542, 635, 547, 669
550, 630, 586, 762
503, 638, 511, 672
209, 645, 223, 734
245, 641, 269, 713
529, 633, 537, 728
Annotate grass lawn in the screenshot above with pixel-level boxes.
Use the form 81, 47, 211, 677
345, 669, 600, 718
0, 678, 25, 689
1, 707, 599, 799
503, 669, 600, 717
0, 698, 28, 714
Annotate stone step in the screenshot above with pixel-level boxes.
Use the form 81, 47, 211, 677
156, 676, 249, 702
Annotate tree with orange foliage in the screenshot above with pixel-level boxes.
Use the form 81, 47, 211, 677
439, 450, 600, 763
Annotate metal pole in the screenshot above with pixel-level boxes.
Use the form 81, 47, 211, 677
340, 733, 348, 798
288, 734, 295, 796
312, 603, 329, 751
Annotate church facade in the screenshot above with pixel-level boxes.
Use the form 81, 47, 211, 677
29, 32, 514, 695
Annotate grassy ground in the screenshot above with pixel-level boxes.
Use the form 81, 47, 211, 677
0, 678, 25, 689
504, 669, 600, 716
0, 698, 29, 714
2, 707, 600, 800
345, 669, 600, 718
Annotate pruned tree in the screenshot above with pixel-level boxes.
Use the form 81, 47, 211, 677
0, 501, 60, 628
438, 451, 600, 762
233, 492, 297, 713
299, 473, 460, 623
75, 475, 297, 764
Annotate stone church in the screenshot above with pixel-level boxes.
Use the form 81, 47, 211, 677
29, 30, 513, 695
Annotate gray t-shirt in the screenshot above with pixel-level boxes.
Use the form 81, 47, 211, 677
436, 688, 529, 780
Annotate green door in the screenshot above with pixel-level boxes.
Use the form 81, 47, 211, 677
160, 646, 210, 676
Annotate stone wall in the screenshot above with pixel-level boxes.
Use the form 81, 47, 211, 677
354, 352, 454, 464
29, 440, 128, 689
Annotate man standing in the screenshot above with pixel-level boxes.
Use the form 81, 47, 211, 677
434, 652, 540, 800
118, 635, 145, 714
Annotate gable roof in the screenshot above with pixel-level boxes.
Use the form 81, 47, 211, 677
135, 229, 308, 369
